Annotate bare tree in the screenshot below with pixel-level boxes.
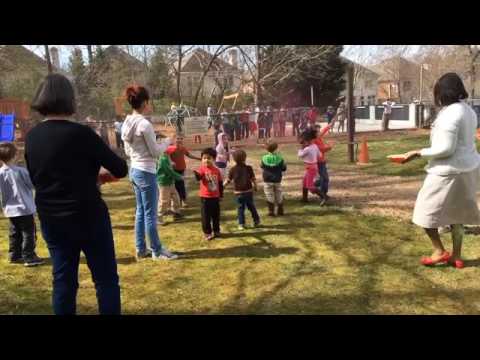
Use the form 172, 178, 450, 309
465, 45, 480, 98
191, 45, 236, 108
44, 45, 52, 73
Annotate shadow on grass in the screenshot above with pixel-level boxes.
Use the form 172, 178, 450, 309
112, 224, 135, 230
178, 244, 299, 260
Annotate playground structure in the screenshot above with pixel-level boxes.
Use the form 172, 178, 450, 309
0, 98, 33, 141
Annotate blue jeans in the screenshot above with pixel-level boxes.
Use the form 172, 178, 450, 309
130, 168, 163, 255
236, 192, 260, 226
317, 162, 329, 196
40, 203, 120, 315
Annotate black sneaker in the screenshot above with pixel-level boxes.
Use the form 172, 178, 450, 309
173, 213, 184, 221
136, 249, 153, 261
9, 257, 24, 264
24, 255, 44, 267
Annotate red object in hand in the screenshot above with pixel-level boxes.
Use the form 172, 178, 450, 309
98, 172, 119, 185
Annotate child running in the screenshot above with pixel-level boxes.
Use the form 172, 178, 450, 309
156, 152, 184, 225
260, 141, 287, 216
314, 124, 334, 203
224, 149, 261, 230
0, 142, 44, 267
194, 148, 224, 241
298, 128, 324, 204
215, 132, 230, 180
165, 136, 201, 208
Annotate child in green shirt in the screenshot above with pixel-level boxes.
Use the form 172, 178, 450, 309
157, 153, 184, 225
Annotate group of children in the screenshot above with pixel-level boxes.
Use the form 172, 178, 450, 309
155, 122, 333, 241
0, 122, 333, 267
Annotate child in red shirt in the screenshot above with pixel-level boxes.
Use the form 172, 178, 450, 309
193, 148, 224, 241
165, 136, 201, 208
313, 124, 333, 203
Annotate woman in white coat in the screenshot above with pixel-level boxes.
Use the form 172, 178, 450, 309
405, 73, 480, 269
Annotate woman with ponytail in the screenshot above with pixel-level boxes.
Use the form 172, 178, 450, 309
121, 85, 178, 260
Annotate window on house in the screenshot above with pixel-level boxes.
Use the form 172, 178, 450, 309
403, 81, 412, 91
360, 96, 365, 106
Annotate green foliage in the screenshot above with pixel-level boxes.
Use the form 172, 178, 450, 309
147, 48, 170, 99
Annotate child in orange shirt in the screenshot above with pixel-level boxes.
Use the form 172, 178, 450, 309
314, 124, 333, 203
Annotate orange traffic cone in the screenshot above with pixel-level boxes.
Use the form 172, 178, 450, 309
357, 138, 370, 165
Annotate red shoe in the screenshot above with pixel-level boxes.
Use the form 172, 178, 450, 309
448, 259, 465, 269
421, 251, 451, 266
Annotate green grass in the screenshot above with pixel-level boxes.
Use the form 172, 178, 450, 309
2, 133, 480, 314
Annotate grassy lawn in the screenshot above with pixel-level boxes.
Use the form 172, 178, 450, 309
2, 132, 480, 315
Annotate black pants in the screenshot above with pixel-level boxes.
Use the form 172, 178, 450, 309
115, 133, 123, 149
9, 214, 36, 260
201, 198, 220, 235
40, 204, 120, 315
235, 125, 242, 140
174, 169, 186, 202
241, 122, 249, 139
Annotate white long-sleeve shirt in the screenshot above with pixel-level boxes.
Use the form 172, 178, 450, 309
421, 102, 480, 175
298, 144, 321, 164
121, 114, 172, 173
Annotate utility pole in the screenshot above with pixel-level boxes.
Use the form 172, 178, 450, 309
310, 85, 314, 106
419, 64, 424, 103
347, 64, 355, 163
44, 45, 52, 74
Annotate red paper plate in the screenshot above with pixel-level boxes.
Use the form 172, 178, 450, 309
98, 173, 119, 184
387, 154, 408, 164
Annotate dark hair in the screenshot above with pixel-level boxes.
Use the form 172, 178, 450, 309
125, 85, 150, 110
266, 141, 278, 153
300, 128, 318, 142
201, 147, 217, 159
31, 73, 76, 116
232, 149, 247, 164
0, 142, 17, 162
433, 73, 468, 107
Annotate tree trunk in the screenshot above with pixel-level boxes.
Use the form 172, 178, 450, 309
44, 45, 52, 73
254, 45, 262, 107
176, 45, 182, 104
87, 45, 93, 64
471, 63, 476, 99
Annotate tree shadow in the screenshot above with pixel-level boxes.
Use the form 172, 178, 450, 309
112, 224, 135, 230
116, 256, 137, 265
178, 244, 299, 260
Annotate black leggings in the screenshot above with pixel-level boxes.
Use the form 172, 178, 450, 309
174, 169, 186, 201
201, 198, 220, 235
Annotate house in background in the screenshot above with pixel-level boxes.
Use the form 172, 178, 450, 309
176, 48, 242, 103
0, 45, 71, 101
340, 58, 380, 106
371, 56, 423, 104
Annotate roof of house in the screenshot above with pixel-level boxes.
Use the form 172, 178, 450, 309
178, 48, 239, 73
369, 56, 420, 82
0, 45, 71, 79
103, 45, 146, 69
341, 56, 380, 78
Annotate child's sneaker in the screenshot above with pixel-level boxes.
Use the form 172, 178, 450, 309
136, 249, 152, 261
238, 225, 246, 231
181, 201, 189, 209
205, 233, 215, 241
9, 256, 24, 264
23, 254, 44, 267
173, 212, 184, 221
214, 231, 221, 238
253, 221, 261, 228
152, 249, 178, 260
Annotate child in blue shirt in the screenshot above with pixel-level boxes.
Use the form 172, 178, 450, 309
0, 142, 44, 266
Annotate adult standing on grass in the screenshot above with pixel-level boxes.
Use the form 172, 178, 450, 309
25, 74, 128, 315
382, 98, 395, 131
121, 85, 179, 261
404, 73, 480, 269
